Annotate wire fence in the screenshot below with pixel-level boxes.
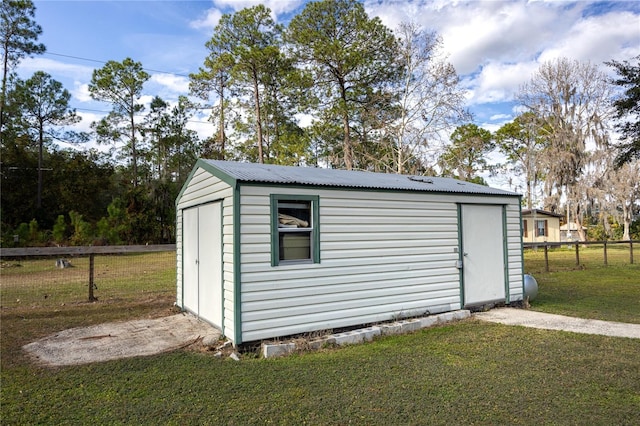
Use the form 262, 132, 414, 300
1, 245, 176, 310
523, 240, 637, 274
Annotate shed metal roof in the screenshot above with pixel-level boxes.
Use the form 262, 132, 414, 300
202, 159, 519, 197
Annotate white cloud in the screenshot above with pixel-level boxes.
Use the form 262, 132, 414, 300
294, 112, 313, 128
190, 8, 223, 31
17, 57, 93, 81
72, 82, 92, 103
213, 0, 305, 17
367, 0, 638, 121
63, 111, 103, 146
538, 11, 640, 65
490, 113, 511, 121
149, 73, 190, 95
465, 61, 540, 105
188, 115, 216, 142
435, 2, 580, 75
139, 95, 156, 108
190, 0, 305, 30
366, 0, 577, 74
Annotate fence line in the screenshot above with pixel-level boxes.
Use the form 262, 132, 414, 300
1, 244, 176, 257
1, 245, 176, 307
523, 240, 637, 272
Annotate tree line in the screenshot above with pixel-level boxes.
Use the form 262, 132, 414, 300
1, 0, 638, 246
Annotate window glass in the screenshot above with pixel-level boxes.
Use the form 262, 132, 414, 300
277, 200, 312, 262
278, 201, 311, 229
536, 220, 546, 237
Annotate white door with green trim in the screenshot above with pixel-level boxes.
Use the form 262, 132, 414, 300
460, 204, 506, 307
182, 202, 222, 327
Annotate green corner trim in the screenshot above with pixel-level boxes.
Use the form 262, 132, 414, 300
219, 201, 225, 336
518, 199, 525, 299
502, 205, 510, 303
180, 210, 185, 309
456, 203, 464, 307
233, 183, 242, 345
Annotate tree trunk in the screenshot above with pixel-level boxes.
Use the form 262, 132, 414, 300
573, 205, 587, 241
0, 50, 8, 133
526, 177, 533, 210
37, 120, 44, 208
130, 106, 138, 187
342, 111, 353, 170
253, 73, 264, 164
218, 75, 226, 159
622, 203, 631, 241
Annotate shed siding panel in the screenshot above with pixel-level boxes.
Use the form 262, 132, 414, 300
237, 185, 518, 342
505, 205, 524, 299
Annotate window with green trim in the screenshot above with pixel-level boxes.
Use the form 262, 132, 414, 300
271, 195, 319, 265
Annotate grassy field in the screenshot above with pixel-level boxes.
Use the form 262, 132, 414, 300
524, 243, 635, 273
1, 247, 639, 424
1, 251, 175, 309
524, 245, 640, 323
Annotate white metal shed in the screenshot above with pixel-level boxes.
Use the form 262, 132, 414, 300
176, 160, 524, 345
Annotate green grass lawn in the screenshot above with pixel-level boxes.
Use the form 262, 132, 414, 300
1, 247, 639, 424
524, 246, 640, 323
2, 321, 638, 425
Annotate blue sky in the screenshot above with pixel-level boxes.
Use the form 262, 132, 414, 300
15, 0, 640, 187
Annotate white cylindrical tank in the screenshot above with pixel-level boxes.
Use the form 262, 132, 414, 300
523, 274, 538, 301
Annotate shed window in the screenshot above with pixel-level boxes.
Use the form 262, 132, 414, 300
536, 220, 548, 237
270, 195, 319, 266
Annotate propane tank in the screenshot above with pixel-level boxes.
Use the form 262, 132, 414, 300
523, 274, 538, 301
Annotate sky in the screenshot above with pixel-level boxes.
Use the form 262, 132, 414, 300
15, 0, 640, 188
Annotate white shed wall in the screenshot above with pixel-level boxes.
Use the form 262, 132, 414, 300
506, 204, 524, 300
176, 168, 234, 335
238, 185, 523, 342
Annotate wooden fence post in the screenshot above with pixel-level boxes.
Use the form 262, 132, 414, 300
89, 253, 96, 302
631, 240, 634, 265
603, 241, 608, 266
575, 243, 580, 266
544, 245, 549, 272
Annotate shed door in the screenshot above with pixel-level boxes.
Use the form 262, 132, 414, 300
183, 207, 199, 314
182, 202, 223, 327
460, 204, 506, 307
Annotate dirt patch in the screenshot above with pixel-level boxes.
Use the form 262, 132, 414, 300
474, 308, 640, 339
23, 313, 221, 367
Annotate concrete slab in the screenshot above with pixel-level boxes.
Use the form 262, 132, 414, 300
474, 308, 640, 339
23, 314, 221, 367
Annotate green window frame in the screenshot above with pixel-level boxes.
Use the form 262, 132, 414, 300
270, 194, 320, 266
